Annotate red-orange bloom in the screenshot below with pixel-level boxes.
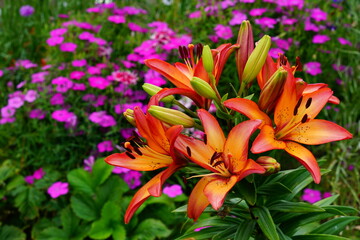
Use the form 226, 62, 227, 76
224, 74, 352, 183
175, 109, 265, 221
105, 107, 185, 223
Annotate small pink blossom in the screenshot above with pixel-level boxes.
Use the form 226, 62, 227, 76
88, 76, 111, 90
72, 83, 86, 91
50, 28, 67, 36
88, 37, 107, 46
338, 38, 352, 46
84, 156, 95, 172
31, 72, 48, 83
304, 62, 322, 76
163, 184, 183, 198
188, 11, 201, 19
214, 24, 233, 40
323, 192, 332, 199
112, 71, 138, 85
249, 8, 267, 17
144, 69, 166, 86
51, 109, 75, 122
312, 34, 330, 44
268, 48, 284, 58
229, 10, 247, 26
89, 111, 116, 127
128, 22, 148, 33
282, 18, 298, 25
50, 93, 64, 105
47, 182, 69, 198
78, 31, 94, 40
108, 15, 125, 24
112, 167, 130, 174
24, 90, 38, 102
1, 106, 15, 118
97, 140, 113, 152
70, 71, 85, 80
33, 168, 45, 179
29, 109, 46, 119
46, 36, 64, 46
301, 188, 321, 204
0, 117, 16, 124
8, 97, 24, 109
87, 66, 102, 75
59, 42, 77, 52
310, 8, 327, 22
51, 77, 74, 93
72, 59, 87, 67
255, 17, 277, 29
123, 171, 142, 189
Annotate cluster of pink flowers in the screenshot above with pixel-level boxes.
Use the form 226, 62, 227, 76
25, 168, 45, 184
301, 188, 332, 204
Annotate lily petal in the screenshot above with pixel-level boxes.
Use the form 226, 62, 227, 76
298, 88, 333, 120
236, 159, 266, 180
187, 176, 212, 221
283, 119, 353, 145
224, 98, 272, 127
251, 125, 286, 153
144, 59, 192, 90
204, 175, 238, 210
224, 119, 262, 173
198, 109, 226, 152
284, 141, 321, 184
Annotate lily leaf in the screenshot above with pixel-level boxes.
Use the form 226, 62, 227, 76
268, 200, 325, 213
252, 206, 279, 240
310, 216, 360, 235
234, 220, 256, 240
292, 234, 349, 240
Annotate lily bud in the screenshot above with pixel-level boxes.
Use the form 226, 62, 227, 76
256, 156, 281, 175
142, 83, 175, 103
148, 105, 194, 128
190, 77, 217, 100
242, 35, 271, 85
123, 109, 136, 126
202, 45, 214, 73
236, 20, 254, 83
258, 68, 287, 113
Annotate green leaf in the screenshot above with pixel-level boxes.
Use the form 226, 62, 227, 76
89, 219, 112, 239
101, 201, 122, 223
292, 234, 349, 240
112, 225, 126, 240
269, 200, 325, 213
310, 216, 360, 235
67, 169, 93, 195
253, 206, 279, 240
38, 227, 68, 240
313, 195, 339, 207
0, 160, 16, 182
96, 176, 129, 206
71, 194, 98, 221
234, 220, 256, 240
236, 179, 257, 206
257, 182, 292, 195
213, 226, 237, 240
0, 225, 26, 240
91, 158, 113, 187
176, 227, 224, 240
132, 219, 171, 240
323, 205, 359, 215
276, 226, 292, 240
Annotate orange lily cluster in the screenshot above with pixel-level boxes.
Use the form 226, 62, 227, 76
105, 21, 352, 223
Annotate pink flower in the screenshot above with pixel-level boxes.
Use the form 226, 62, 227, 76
78, 31, 94, 40
268, 48, 284, 58
88, 76, 111, 90
93, 95, 107, 107
1, 106, 15, 118
214, 24, 233, 40
83, 156, 95, 172
310, 8, 327, 22
70, 71, 85, 80
312, 34, 330, 44
72, 83, 86, 91
8, 97, 24, 109
111, 71, 138, 85
51, 109, 75, 122
51, 77, 74, 93
87, 66, 101, 75
72, 59, 87, 67
88, 37, 107, 46
112, 167, 130, 174
89, 111, 116, 127
46, 36, 64, 46
31, 71, 48, 83
0, 70, 3, 77
50, 28, 67, 36
128, 22, 148, 33
282, 18, 298, 25
29, 109, 46, 119
33, 168, 45, 179
163, 184, 183, 198
323, 192, 332, 199
25, 176, 34, 184
47, 182, 69, 198
120, 128, 135, 139
338, 37, 352, 46
304, 18, 319, 32
24, 90, 38, 102
97, 140, 113, 152
0, 117, 15, 124
50, 93, 64, 105
188, 11, 201, 19
240, 0, 255, 2
144, 69, 166, 86
255, 17, 277, 29
123, 171, 142, 189
229, 10, 247, 26
59, 42, 77, 52
304, 62, 322, 76
249, 8, 267, 17
108, 15, 125, 24
301, 188, 321, 204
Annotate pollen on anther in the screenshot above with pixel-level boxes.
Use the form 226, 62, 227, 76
125, 152, 136, 159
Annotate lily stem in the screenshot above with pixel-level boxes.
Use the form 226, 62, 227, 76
173, 100, 198, 118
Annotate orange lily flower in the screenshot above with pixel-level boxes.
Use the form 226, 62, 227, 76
224, 76, 352, 183
105, 106, 186, 223
175, 109, 265, 221
144, 43, 238, 108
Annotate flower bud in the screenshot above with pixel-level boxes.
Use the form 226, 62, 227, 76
142, 83, 175, 103
256, 156, 281, 175
190, 77, 217, 100
258, 68, 287, 113
242, 35, 271, 85
148, 105, 194, 128
202, 45, 214, 73
123, 109, 136, 126
236, 20, 254, 83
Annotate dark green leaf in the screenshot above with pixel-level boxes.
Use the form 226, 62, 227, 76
292, 234, 349, 240
71, 194, 98, 221
213, 226, 237, 240
257, 182, 292, 195
310, 216, 360, 235
89, 219, 112, 239
236, 180, 256, 206
96, 176, 129, 206
253, 206, 279, 240
91, 158, 113, 187
112, 225, 126, 240
133, 219, 171, 240
268, 200, 325, 213
38, 227, 68, 240
323, 205, 359, 215
313, 195, 339, 207
67, 169, 93, 195
234, 220, 256, 240
176, 227, 224, 240
276, 226, 292, 240
0, 225, 26, 240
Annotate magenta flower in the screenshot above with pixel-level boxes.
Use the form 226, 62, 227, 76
19, 5, 34, 17
188, 11, 201, 19
97, 140, 113, 153
72, 59, 87, 67
108, 15, 126, 24
24, 90, 38, 103
249, 8, 267, 17
59, 42, 77, 52
93, 95, 107, 107
51, 109, 75, 122
282, 18, 298, 25
70, 71, 86, 80
111, 71, 138, 85
51, 77, 74, 93
301, 188, 321, 204
0, 70, 3, 77
255, 17, 277, 29
89, 111, 116, 127
229, 10, 247, 26
87, 66, 101, 75
25, 176, 35, 184
47, 182, 69, 198
0, 117, 15, 124
8, 97, 24, 109
123, 171, 142, 189
88, 37, 107, 46
72, 83, 86, 91
50, 93, 65, 105
78, 31, 94, 40
33, 168, 45, 179
277, 0, 303, 8
50, 28, 67, 37
214, 24, 233, 40
323, 192, 332, 199
46, 36, 64, 46
304, 19, 319, 32
29, 109, 46, 119
163, 184, 183, 198
83, 156, 95, 172
338, 38, 352, 46
1, 106, 15, 118
304, 62, 322, 76
31, 71, 48, 83
88, 76, 111, 90
310, 8, 327, 22
312, 34, 330, 44
268, 48, 284, 59
144, 69, 166, 86
120, 128, 135, 139
112, 166, 130, 174
128, 22, 148, 33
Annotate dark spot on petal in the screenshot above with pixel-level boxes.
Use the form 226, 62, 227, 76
125, 152, 136, 159
305, 98, 312, 109
301, 114, 308, 123
186, 146, 192, 157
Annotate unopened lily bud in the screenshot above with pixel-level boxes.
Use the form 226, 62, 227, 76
123, 109, 136, 126
202, 45, 214, 73
258, 68, 287, 113
242, 35, 271, 85
142, 83, 175, 103
236, 20, 254, 82
190, 77, 217, 100
148, 105, 194, 128
256, 156, 281, 175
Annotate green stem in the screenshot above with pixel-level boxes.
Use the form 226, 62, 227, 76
173, 100, 198, 118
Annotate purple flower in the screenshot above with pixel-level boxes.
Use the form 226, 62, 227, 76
51, 109, 75, 122
78, 31, 94, 40
312, 34, 330, 44
83, 156, 95, 172
31, 72, 48, 83
33, 168, 45, 179
282, 18, 298, 25
0, 70, 3, 77
89, 111, 116, 127
120, 128, 135, 139
348, 165, 355, 171
59, 42, 77, 52
323, 192, 332, 199
229, 10, 247, 26
19, 5, 34, 17
112, 167, 130, 174
24, 90, 38, 103
249, 8, 267, 17
108, 15, 126, 24
268, 48, 284, 59
50, 28, 67, 37
123, 171, 142, 189
195, 226, 211, 232
29, 109, 46, 119
25, 176, 35, 184
8, 97, 24, 109
163, 184, 183, 198
214, 24, 233, 40
304, 62, 322, 76
47, 182, 69, 198
50, 93, 65, 105
97, 140, 113, 153
46, 36, 64, 46
1, 106, 15, 118
338, 38, 352, 46
72, 83, 86, 91
70, 71, 85, 80
144, 69, 166, 86
310, 8, 327, 22
255, 17, 277, 29
51, 77, 74, 93
188, 11, 201, 19
72, 59, 87, 67
87, 66, 101, 75
301, 188, 322, 204
88, 76, 111, 90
